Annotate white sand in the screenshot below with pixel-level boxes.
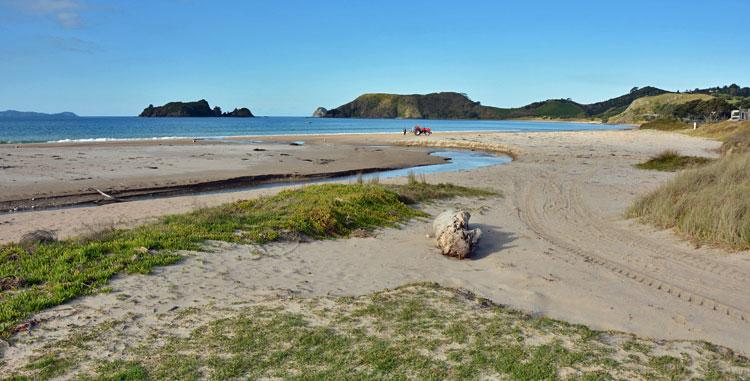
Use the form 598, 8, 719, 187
5, 129, 750, 370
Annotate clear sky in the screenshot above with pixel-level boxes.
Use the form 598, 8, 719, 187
1, 0, 748, 116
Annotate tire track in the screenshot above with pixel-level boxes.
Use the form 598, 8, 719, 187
514, 171, 749, 323
569, 186, 750, 285
574, 165, 750, 285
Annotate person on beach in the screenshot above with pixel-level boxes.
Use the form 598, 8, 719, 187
403, 128, 407, 135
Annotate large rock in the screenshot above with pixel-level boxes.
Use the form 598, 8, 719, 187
432, 210, 481, 259
225, 107, 254, 117
312, 107, 327, 117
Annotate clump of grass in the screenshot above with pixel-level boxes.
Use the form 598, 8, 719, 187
0, 182, 495, 338
390, 170, 499, 204
721, 127, 750, 155
640, 118, 689, 131
6, 284, 749, 380
635, 149, 713, 171
628, 153, 750, 250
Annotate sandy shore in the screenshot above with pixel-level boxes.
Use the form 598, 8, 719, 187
5, 128, 750, 370
0, 138, 444, 211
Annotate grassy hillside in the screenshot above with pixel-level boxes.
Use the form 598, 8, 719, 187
609, 93, 714, 124
501, 99, 588, 119
323, 92, 516, 120
324, 87, 674, 121
322, 86, 746, 122
585, 86, 668, 118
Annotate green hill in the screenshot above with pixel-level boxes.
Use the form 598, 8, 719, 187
583, 86, 668, 118
502, 99, 587, 119
323, 87, 669, 121
322, 92, 506, 119
608, 93, 714, 124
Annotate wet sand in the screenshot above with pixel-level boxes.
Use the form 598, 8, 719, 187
0, 139, 444, 211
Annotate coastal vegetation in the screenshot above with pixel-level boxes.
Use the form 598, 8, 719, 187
0, 182, 496, 338
321, 85, 750, 122
322, 87, 669, 121
629, 121, 750, 249
608, 93, 714, 124
622, 84, 750, 125
635, 149, 713, 171
6, 283, 749, 380
322, 92, 507, 119
684, 121, 750, 143
139, 100, 253, 117
639, 118, 689, 131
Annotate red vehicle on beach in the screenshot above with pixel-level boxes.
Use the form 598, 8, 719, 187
413, 125, 432, 136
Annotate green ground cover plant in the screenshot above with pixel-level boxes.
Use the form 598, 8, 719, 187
635, 149, 713, 172
0, 182, 497, 338
5, 284, 748, 380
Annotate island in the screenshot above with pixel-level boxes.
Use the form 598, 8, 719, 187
0, 110, 78, 118
139, 100, 254, 117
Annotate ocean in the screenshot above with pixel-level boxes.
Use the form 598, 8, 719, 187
0, 116, 628, 143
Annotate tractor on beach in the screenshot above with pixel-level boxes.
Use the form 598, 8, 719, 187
413, 125, 432, 136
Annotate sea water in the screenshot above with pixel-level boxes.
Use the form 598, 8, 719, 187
0, 116, 628, 144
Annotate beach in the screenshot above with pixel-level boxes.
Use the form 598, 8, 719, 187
0, 139, 446, 212
5, 127, 750, 371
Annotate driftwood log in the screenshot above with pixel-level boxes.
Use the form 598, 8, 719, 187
432, 210, 481, 259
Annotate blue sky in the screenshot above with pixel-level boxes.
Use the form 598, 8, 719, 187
1, 0, 748, 116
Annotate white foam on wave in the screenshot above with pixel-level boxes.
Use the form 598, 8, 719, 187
49, 136, 192, 143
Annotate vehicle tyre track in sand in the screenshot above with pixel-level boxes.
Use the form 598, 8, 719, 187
574, 164, 750, 285
513, 169, 749, 323
569, 184, 750, 286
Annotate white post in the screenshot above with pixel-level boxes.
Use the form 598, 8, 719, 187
693, 121, 697, 130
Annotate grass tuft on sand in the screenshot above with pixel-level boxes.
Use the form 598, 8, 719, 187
635, 149, 713, 172
389, 171, 499, 204
5, 284, 749, 380
629, 153, 750, 250
0, 183, 497, 338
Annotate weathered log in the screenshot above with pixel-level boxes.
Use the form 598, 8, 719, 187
432, 210, 481, 259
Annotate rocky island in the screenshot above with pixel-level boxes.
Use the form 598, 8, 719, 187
139, 100, 253, 117
312, 107, 327, 117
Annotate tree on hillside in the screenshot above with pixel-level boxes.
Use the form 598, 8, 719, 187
673, 98, 733, 122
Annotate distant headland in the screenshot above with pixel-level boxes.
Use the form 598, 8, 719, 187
0, 110, 78, 119
139, 100, 254, 117
317, 85, 750, 123
320, 88, 668, 121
